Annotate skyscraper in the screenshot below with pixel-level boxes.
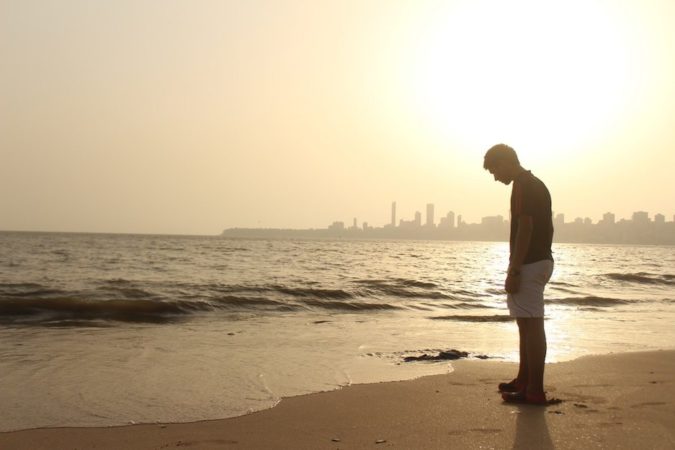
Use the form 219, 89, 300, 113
447, 211, 455, 228
632, 211, 649, 224
391, 201, 396, 227
426, 203, 435, 228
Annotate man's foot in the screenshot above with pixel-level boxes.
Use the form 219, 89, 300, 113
498, 378, 525, 393
501, 390, 548, 405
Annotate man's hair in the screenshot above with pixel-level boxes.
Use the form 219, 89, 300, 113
483, 144, 519, 169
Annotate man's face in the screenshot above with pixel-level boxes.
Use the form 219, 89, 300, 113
486, 163, 512, 185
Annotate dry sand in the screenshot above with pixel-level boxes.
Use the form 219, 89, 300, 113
1, 350, 673, 449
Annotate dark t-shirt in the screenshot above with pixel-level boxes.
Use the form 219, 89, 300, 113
510, 170, 553, 264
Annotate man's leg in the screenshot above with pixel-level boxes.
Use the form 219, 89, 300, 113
523, 317, 547, 395
515, 318, 529, 388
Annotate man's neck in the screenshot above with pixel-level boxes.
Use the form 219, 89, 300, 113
510, 165, 527, 182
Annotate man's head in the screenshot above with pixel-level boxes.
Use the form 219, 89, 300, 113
484, 144, 521, 185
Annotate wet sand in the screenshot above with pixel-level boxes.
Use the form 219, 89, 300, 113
1, 350, 673, 449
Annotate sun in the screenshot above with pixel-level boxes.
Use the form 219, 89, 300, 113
399, 0, 634, 167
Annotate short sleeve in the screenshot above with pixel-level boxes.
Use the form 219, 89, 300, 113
520, 179, 539, 216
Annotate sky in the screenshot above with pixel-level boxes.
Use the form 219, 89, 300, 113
1, 0, 674, 235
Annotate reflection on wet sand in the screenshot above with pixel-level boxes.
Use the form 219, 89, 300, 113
512, 405, 554, 450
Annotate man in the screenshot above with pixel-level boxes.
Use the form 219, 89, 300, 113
483, 144, 554, 405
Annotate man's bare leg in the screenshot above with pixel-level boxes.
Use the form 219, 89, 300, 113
516, 318, 529, 388
524, 317, 547, 395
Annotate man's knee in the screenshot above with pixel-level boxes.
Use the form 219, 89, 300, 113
519, 317, 545, 333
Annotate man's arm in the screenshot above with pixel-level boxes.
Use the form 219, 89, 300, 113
506, 215, 533, 293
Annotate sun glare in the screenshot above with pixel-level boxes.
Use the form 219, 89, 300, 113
401, 0, 633, 166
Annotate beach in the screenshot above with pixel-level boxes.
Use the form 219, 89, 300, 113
4, 0, 675, 447
2, 233, 674, 447
2, 349, 673, 449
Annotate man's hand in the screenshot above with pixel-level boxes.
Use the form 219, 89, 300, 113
505, 271, 521, 294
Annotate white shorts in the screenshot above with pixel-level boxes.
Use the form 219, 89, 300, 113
507, 259, 554, 318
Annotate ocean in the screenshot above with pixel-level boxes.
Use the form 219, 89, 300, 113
1, 232, 674, 431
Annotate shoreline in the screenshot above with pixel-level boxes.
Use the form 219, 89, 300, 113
1, 349, 673, 449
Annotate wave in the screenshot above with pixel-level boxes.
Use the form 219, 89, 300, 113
0, 278, 401, 324
548, 286, 583, 295
269, 286, 354, 299
485, 288, 505, 295
0, 294, 302, 324
0, 278, 493, 325
549, 281, 580, 287
95, 286, 158, 300
0, 283, 69, 298
450, 302, 493, 309
180, 282, 356, 300
546, 296, 633, 307
429, 301, 493, 310
429, 314, 514, 323
301, 299, 401, 311
393, 278, 438, 288
353, 279, 451, 300
211, 295, 298, 310
97, 278, 136, 286
219, 247, 251, 253
604, 272, 675, 286
0, 282, 47, 290
0, 297, 201, 324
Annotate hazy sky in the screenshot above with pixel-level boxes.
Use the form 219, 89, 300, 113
2, 0, 674, 235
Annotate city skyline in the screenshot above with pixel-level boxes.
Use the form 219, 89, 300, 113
327, 201, 675, 231
223, 201, 675, 245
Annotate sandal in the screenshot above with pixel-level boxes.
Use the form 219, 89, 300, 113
501, 390, 548, 405
498, 379, 525, 393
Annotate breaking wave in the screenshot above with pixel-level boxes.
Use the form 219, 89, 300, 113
546, 296, 634, 306
0, 297, 203, 324
353, 279, 452, 300
300, 299, 401, 311
429, 314, 514, 323
0, 280, 408, 324
604, 272, 675, 286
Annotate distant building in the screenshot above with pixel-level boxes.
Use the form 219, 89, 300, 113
632, 211, 650, 224
426, 203, 435, 228
655, 213, 665, 224
481, 215, 505, 227
414, 211, 422, 227
439, 211, 455, 229
600, 212, 615, 225
391, 202, 396, 227
554, 213, 565, 227
328, 221, 345, 231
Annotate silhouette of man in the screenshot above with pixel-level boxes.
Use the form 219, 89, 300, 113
483, 144, 554, 405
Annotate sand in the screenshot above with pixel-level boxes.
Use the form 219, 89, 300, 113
1, 350, 673, 449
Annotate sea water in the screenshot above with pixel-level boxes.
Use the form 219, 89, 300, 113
1, 232, 674, 430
